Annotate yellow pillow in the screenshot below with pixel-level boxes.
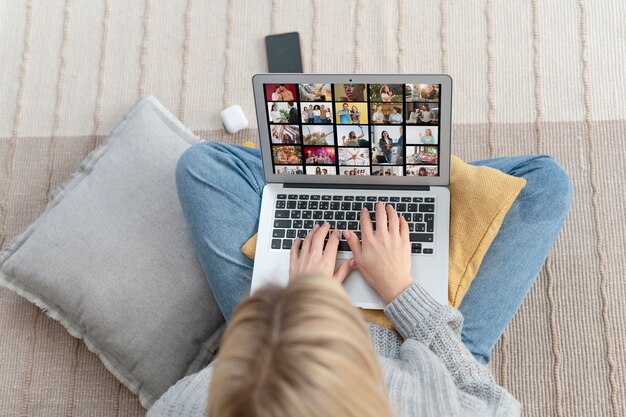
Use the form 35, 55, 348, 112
241, 155, 525, 329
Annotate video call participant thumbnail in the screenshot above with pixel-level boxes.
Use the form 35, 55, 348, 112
334, 83, 367, 101
406, 165, 439, 176
268, 102, 299, 124
338, 148, 370, 166
305, 166, 337, 175
406, 102, 439, 125
371, 127, 404, 166
302, 125, 335, 146
272, 145, 303, 165
299, 83, 332, 101
406, 83, 440, 102
264, 83, 297, 101
372, 166, 403, 176
304, 146, 336, 165
337, 125, 368, 147
406, 146, 439, 165
371, 104, 403, 124
340, 167, 369, 176
369, 84, 404, 102
336, 102, 369, 125
268, 102, 286, 123
300, 103, 333, 124
406, 126, 438, 145
274, 165, 303, 175
271, 125, 301, 144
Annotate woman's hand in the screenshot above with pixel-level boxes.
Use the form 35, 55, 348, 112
289, 223, 356, 282
343, 202, 413, 303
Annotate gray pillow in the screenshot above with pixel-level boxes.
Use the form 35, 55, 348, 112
0, 97, 225, 408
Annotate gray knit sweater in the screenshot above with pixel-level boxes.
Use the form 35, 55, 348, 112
148, 282, 520, 417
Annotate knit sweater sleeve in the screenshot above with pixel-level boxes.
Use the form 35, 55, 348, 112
146, 364, 214, 417
384, 281, 521, 416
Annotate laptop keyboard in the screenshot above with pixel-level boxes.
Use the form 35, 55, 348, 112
272, 193, 436, 255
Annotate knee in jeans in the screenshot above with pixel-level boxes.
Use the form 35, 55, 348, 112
175, 142, 220, 186
520, 155, 573, 221
534, 155, 573, 204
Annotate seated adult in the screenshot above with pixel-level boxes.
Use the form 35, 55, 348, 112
148, 142, 573, 417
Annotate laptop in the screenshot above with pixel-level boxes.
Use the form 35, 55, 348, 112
250, 74, 452, 308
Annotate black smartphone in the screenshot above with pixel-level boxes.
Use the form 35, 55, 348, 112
265, 32, 303, 73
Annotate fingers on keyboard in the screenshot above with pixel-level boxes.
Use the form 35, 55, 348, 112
273, 195, 436, 253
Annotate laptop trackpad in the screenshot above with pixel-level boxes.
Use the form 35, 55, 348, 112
338, 261, 384, 309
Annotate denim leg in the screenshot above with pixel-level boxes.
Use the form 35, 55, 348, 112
459, 155, 573, 364
175, 141, 265, 320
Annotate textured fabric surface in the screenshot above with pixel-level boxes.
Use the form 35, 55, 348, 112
0, 0, 625, 416
0, 97, 224, 408
148, 281, 520, 417
447, 155, 527, 307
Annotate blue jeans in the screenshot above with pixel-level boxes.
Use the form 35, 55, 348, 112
175, 142, 572, 364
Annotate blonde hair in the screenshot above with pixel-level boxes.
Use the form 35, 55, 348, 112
207, 276, 393, 417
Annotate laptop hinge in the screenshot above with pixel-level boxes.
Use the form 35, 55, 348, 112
283, 183, 430, 191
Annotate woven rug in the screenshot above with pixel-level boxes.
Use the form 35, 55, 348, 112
1, 1, 625, 416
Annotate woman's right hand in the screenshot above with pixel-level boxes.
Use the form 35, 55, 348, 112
343, 202, 413, 303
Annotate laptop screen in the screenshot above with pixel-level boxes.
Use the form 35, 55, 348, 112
262, 83, 441, 178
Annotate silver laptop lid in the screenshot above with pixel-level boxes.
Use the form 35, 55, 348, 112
252, 74, 452, 187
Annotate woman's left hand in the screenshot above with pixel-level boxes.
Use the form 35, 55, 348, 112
289, 223, 356, 282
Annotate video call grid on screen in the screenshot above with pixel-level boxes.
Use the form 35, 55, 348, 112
264, 83, 441, 178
